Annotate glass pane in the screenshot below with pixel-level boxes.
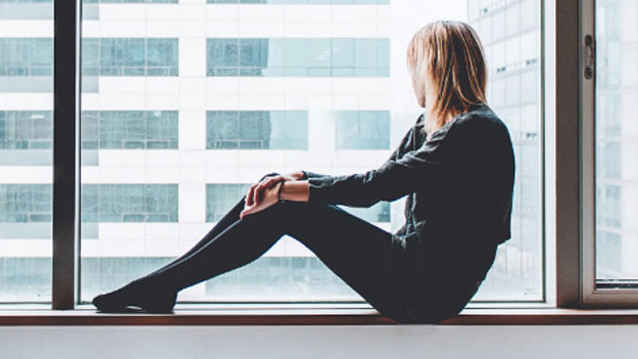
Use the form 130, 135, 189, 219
80, 0, 543, 304
0, 5, 53, 302
595, 0, 638, 285
468, 0, 543, 301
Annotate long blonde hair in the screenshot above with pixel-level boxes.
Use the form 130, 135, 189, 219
408, 21, 487, 137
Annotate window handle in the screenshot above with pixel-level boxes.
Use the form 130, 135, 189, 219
584, 34, 596, 80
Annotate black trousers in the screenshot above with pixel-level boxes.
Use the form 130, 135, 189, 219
140, 176, 490, 323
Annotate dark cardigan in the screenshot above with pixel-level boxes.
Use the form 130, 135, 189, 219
305, 103, 515, 283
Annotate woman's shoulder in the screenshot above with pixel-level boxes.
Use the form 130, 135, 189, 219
449, 103, 511, 139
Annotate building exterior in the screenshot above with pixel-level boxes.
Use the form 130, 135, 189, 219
0, 0, 543, 304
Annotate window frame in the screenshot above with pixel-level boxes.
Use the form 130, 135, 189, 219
52, 0, 81, 309
44, 0, 560, 311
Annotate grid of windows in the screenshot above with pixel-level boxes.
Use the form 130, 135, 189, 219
82, 111, 178, 150
82, 38, 178, 76
1, 184, 179, 224
0, 111, 178, 150
207, 111, 308, 150
81, 184, 178, 223
0, 184, 51, 223
335, 111, 390, 150
0, 111, 52, 149
0, 38, 52, 76
206, 38, 390, 77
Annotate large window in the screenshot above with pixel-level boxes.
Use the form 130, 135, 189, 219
2, 0, 547, 307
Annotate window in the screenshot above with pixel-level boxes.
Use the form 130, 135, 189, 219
206, 111, 308, 150
1, 0, 549, 308
206, 38, 390, 77
0, 111, 53, 150
582, 0, 638, 305
0, 185, 51, 224
82, 38, 178, 77
82, 111, 178, 150
0, 38, 52, 76
81, 184, 178, 223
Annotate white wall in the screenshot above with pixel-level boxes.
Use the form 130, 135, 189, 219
0, 325, 636, 359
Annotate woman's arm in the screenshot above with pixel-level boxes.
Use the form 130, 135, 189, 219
240, 180, 309, 218
306, 122, 449, 208
278, 180, 309, 202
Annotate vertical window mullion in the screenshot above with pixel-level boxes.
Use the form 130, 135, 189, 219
554, 0, 582, 308
52, 0, 81, 310
580, 0, 596, 305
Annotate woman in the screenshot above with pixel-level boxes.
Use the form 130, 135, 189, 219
92, 20, 515, 324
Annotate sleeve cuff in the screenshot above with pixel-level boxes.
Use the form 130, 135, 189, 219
307, 176, 340, 203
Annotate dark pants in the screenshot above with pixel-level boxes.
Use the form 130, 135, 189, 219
140, 175, 492, 323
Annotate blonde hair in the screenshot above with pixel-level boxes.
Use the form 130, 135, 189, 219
408, 21, 487, 137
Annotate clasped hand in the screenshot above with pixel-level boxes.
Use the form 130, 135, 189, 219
240, 173, 298, 219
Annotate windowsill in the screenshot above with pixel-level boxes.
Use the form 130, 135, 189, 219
1, 304, 638, 325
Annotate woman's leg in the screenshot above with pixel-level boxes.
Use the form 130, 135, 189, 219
139, 196, 246, 279
94, 200, 410, 322
141, 173, 279, 278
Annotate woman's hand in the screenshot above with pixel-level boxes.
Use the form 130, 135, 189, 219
240, 181, 282, 219
245, 172, 302, 208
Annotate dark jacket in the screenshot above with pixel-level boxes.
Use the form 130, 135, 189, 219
305, 103, 515, 284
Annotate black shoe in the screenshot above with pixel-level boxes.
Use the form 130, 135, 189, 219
92, 280, 177, 314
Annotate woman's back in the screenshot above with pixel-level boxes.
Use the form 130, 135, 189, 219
402, 103, 515, 244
